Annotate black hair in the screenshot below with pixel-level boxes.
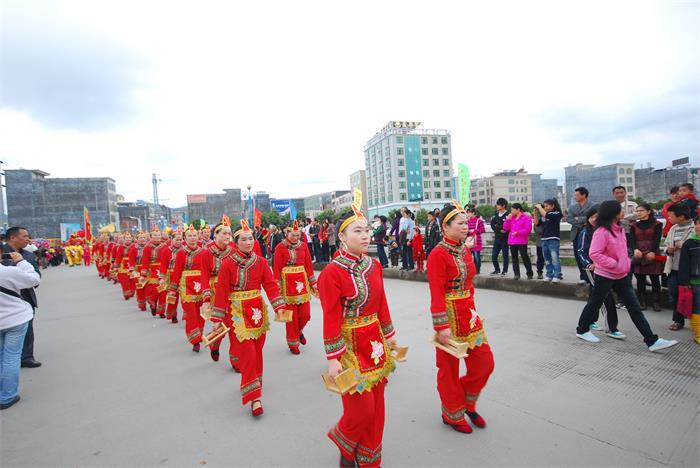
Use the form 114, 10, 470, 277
496, 198, 508, 207
466, 207, 479, 216
213, 222, 227, 234
636, 202, 654, 218
511, 203, 523, 211
596, 200, 623, 236
543, 198, 561, 212
670, 185, 679, 194
667, 202, 691, 220
612, 185, 626, 193
439, 203, 464, 226
379, 215, 387, 223
694, 217, 700, 225
5, 226, 28, 239
231, 224, 252, 240
575, 187, 589, 198
584, 206, 599, 231
335, 210, 355, 234
680, 182, 695, 192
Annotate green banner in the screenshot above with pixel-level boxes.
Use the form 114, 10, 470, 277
458, 163, 470, 205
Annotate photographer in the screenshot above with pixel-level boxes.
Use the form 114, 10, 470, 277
1, 251, 41, 410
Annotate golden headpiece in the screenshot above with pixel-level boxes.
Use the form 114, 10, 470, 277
214, 214, 232, 234
233, 219, 252, 239
442, 199, 466, 224
339, 188, 366, 233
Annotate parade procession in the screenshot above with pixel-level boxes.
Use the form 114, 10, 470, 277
73, 191, 494, 467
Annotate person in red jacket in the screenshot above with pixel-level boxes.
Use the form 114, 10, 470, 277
115, 232, 136, 300
318, 193, 398, 468
93, 234, 105, 277
211, 219, 288, 417
662, 187, 682, 237
199, 225, 212, 247
128, 231, 149, 311
168, 224, 206, 351
426, 201, 494, 434
412, 226, 426, 272
140, 227, 167, 317
104, 238, 116, 282
159, 229, 184, 323
273, 220, 318, 354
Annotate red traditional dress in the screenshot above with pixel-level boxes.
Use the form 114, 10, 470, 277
128, 243, 148, 311
109, 239, 121, 282
273, 237, 317, 353
140, 239, 167, 316
115, 240, 136, 300
211, 247, 286, 405
318, 249, 397, 467
104, 242, 115, 281
200, 242, 238, 366
93, 241, 105, 277
426, 236, 494, 428
159, 242, 184, 321
169, 244, 206, 345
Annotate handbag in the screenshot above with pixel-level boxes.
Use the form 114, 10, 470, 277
676, 285, 694, 319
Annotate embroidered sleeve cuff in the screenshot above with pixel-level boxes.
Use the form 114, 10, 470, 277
381, 321, 395, 338
432, 311, 450, 331
168, 283, 178, 293
202, 290, 211, 299
270, 296, 285, 311
211, 307, 226, 321
324, 336, 346, 360
309, 275, 317, 286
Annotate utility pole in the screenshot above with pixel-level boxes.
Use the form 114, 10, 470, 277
152, 173, 161, 228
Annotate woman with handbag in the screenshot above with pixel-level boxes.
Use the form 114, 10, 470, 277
630, 203, 663, 311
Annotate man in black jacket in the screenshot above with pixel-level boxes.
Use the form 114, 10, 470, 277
1, 227, 42, 368
489, 198, 510, 276
424, 212, 441, 257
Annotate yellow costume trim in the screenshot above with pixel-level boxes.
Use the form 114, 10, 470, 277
228, 289, 269, 341
340, 314, 395, 394
281, 265, 312, 304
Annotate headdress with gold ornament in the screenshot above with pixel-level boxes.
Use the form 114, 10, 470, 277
442, 199, 467, 224
285, 219, 301, 234
150, 224, 161, 234
185, 223, 197, 233
214, 214, 232, 234
339, 188, 366, 233
233, 219, 252, 239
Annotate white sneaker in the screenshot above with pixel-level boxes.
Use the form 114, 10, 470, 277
576, 331, 600, 343
648, 338, 678, 352
577, 279, 587, 285
590, 323, 601, 331
551, 277, 560, 284
606, 331, 626, 340
542, 277, 552, 282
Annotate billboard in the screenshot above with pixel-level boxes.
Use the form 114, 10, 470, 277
271, 199, 297, 219
187, 194, 207, 204
405, 135, 424, 202
60, 223, 82, 241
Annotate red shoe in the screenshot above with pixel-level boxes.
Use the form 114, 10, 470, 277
290, 347, 300, 355
210, 349, 220, 362
299, 333, 307, 346
171, 317, 178, 324
232, 365, 241, 374
192, 343, 200, 353
442, 416, 472, 433
251, 401, 264, 417
466, 411, 487, 428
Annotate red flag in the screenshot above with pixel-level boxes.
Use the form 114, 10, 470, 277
253, 208, 262, 229
84, 207, 93, 244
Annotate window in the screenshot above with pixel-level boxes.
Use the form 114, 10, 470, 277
397, 147, 404, 155
626, 168, 632, 174
396, 136, 403, 144
434, 180, 441, 187
421, 137, 428, 145
627, 186, 633, 192
619, 168, 625, 174
399, 181, 406, 189
509, 187, 515, 193
400, 193, 406, 201
444, 180, 451, 187
432, 148, 439, 155
442, 148, 449, 155
388, 194, 393, 202
441, 137, 448, 145
423, 159, 429, 166
433, 158, 439, 165
433, 170, 440, 177
385, 148, 390, 156
397, 159, 404, 166
424, 181, 430, 188
443, 170, 450, 177
398, 170, 405, 178
479, 190, 485, 196
432, 137, 438, 144
435, 192, 441, 198
508, 179, 515, 184
423, 170, 430, 177
443, 159, 449, 166
424, 192, 430, 199
422, 148, 428, 155
445, 191, 452, 198
626, 177, 632, 183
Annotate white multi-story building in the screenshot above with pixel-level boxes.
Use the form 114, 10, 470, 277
470, 169, 533, 206
365, 121, 454, 216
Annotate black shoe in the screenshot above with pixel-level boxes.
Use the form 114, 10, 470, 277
0, 395, 20, 410
171, 317, 178, 324
21, 359, 42, 368
527, 274, 534, 280
192, 343, 200, 352
513, 275, 520, 280
340, 455, 356, 467
537, 273, 543, 280
500, 272, 508, 277
489, 271, 500, 276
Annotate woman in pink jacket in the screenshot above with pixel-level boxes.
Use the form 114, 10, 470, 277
502, 203, 534, 280
575, 200, 678, 352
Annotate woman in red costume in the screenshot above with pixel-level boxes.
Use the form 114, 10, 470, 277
273, 220, 318, 355
159, 228, 184, 323
140, 227, 167, 317
168, 224, 206, 351
427, 201, 494, 434
211, 220, 288, 417
115, 232, 136, 300
128, 231, 149, 311
318, 191, 398, 468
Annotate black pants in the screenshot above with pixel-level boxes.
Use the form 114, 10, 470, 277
509, 244, 533, 277
321, 241, 330, 262
307, 243, 314, 261
576, 274, 658, 346
22, 311, 35, 361
313, 241, 322, 263
584, 270, 619, 331
491, 238, 509, 273
536, 246, 545, 274
401, 243, 414, 270
634, 274, 661, 300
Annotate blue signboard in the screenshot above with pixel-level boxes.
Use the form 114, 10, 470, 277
405, 136, 424, 202
271, 199, 291, 214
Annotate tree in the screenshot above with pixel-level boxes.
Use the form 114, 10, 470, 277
387, 208, 401, 223
477, 205, 495, 219
415, 208, 429, 226
315, 210, 338, 223
261, 211, 290, 228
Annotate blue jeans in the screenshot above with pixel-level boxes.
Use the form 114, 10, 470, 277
541, 239, 561, 279
471, 251, 482, 273
376, 242, 388, 267
1, 321, 29, 404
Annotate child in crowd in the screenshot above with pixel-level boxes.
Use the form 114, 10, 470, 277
678, 217, 700, 344
466, 207, 485, 274
388, 238, 401, 268
412, 227, 425, 272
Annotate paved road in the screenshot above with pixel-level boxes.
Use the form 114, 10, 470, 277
2, 266, 698, 467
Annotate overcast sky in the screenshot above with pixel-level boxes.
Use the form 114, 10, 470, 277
1, 0, 698, 207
